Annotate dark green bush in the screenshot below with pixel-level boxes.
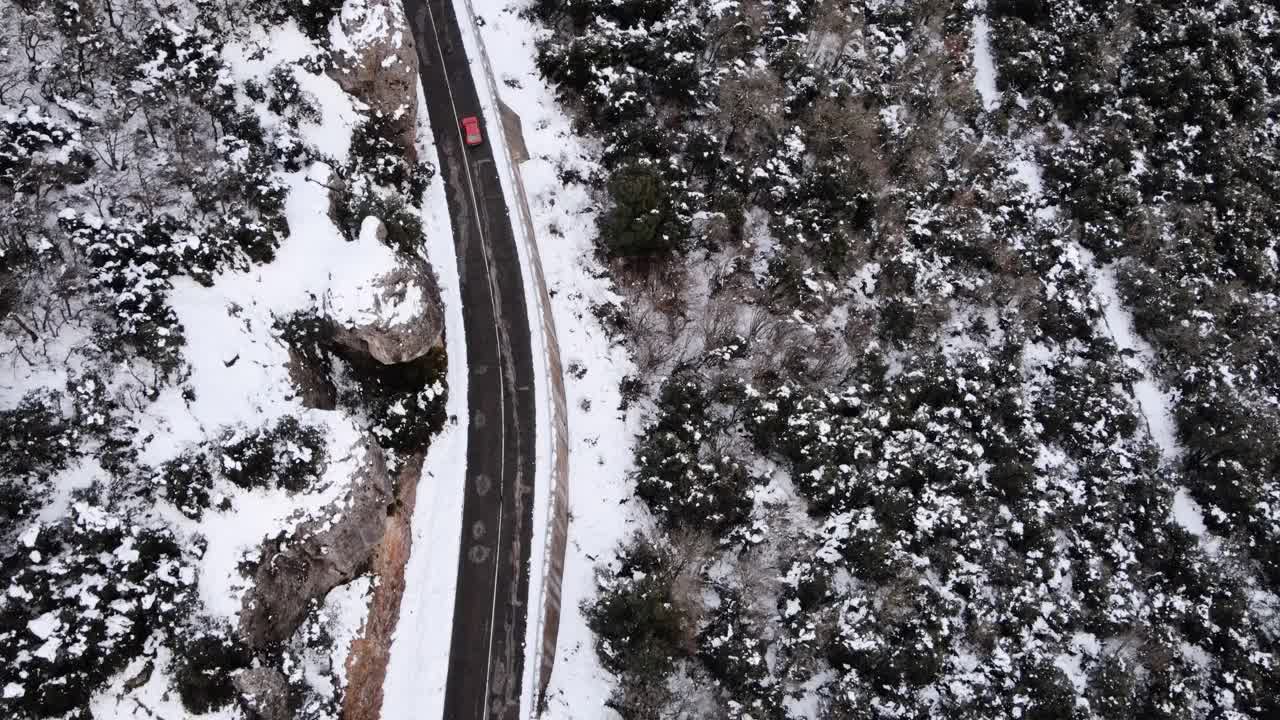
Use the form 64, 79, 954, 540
0, 505, 193, 718
218, 417, 327, 493
254, 0, 345, 41
698, 593, 783, 717
349, 116, 434, 197
633, 373, 753, 532
0, 390, 75, 536
348, 346, 448, 455
584, 537, 687, 678
173, 629, 252, 714
333, 183, 426, 258
267, 65, 322, 127
599, 163, 684, 257
59, 212, 187, 373
158, 449, 215, 520
0, 107, 82, 190
272, 416, 330, 492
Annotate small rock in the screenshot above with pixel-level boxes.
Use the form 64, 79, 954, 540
234, 667, 291, 720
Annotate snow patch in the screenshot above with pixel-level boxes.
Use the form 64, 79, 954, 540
1093, 264, 1182, 461
323, 576, 373, 689
1172, 488, 1208, 537
971, 14, 1000, 111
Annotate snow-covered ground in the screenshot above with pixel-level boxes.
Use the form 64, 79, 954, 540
150, 17, 388, 661
455, 1, 644, 715
381, 76, 470, 720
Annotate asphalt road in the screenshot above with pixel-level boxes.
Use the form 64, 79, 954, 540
403, 1, 537, 717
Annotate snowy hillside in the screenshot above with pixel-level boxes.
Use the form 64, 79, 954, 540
519, 0, 1280, 717
0, 1, 451, 718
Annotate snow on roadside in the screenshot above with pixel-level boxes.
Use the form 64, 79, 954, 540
380, 78, 470, 720
458, 1, 642, 716
314, 576, 375, 695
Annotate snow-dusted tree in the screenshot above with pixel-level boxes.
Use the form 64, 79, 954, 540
0, 502, 193, 717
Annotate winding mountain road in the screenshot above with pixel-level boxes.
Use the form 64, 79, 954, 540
404, 0, 537, 717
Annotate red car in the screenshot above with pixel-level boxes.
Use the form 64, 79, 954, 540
461, 116, 483, 146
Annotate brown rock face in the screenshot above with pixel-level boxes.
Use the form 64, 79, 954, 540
328, 0, 419, 156
340, 453, 424, 720
286, 346, 337, 410
238, 437, 392, 649
234, 667, 291, 720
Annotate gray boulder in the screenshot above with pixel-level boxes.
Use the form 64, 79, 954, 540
331, 218, 445, 366
233, 667, 291, 720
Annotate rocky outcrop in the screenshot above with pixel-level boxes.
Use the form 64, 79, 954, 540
331, 218, 445, 366
328, 0, 419, 156
233, 667, 291, 720
238, 437, 392, 649
339, 454, 424, 720
285, 347, 337, 410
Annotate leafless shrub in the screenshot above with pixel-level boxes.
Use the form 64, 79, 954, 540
666, 530, 716, 647
698, 298, 740, 350
717, 70, 786, 152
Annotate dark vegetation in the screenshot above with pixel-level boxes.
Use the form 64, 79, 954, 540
332, 113, 436, 256
988, 0, 1280, 591
173, 629, 253, 714
0, 502, 192, 717
532, 0, 1280, 716
219, 416, 329, 493
276, 310, 449, 463
0, 391, 77, 538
